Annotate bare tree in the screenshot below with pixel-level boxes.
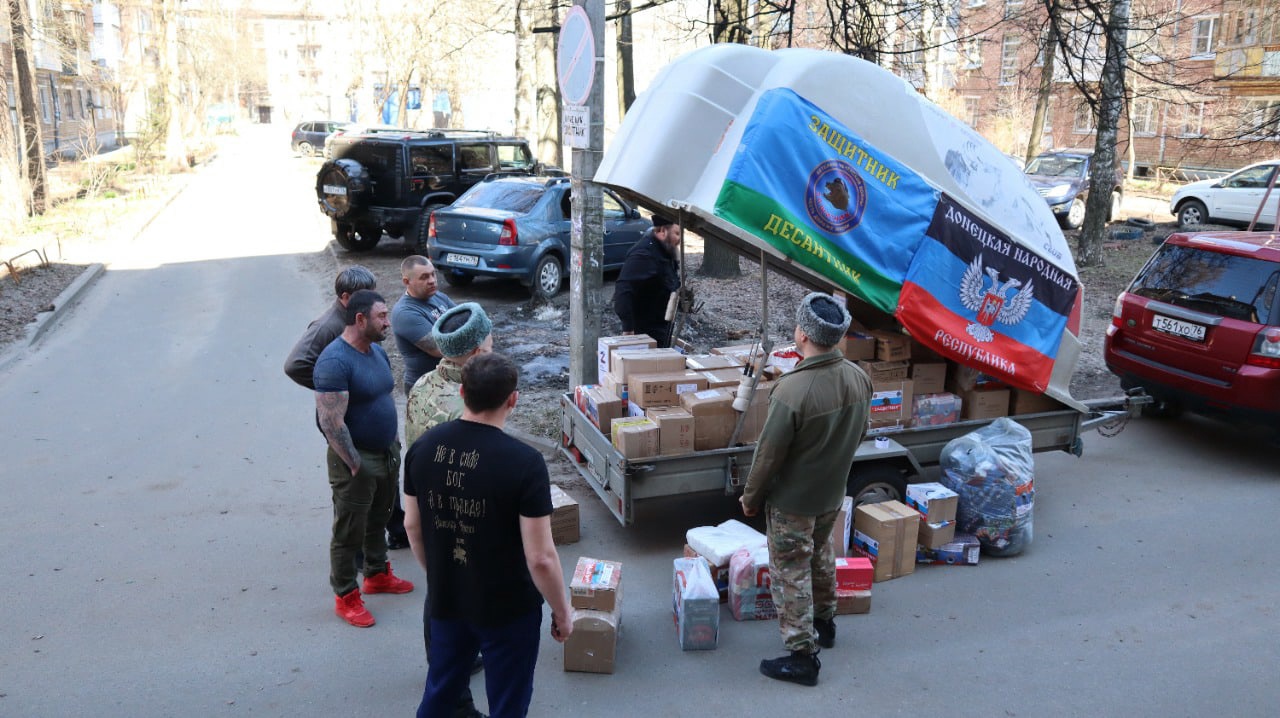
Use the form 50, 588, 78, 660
8, 0, 47, 214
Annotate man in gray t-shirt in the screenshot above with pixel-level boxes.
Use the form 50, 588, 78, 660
390, 255, 455, 394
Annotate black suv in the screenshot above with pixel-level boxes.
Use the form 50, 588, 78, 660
315, 129, 541, 252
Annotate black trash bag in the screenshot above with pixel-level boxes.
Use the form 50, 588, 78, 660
938, 417, 1034, 556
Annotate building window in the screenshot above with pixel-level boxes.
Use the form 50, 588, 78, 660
38, 87, 52, 123
64, 91, 76, 120
1131, 98, 1157, 135
963, 96, 981, 127
961, 39, 983, 69
1263, 50, 1280, 77
1242, 99, 1280, 139
1177, 102, 1205, 137
1073, 101, 1096, 133
1191, 17, 1217, 56
1004, 0, 1024, 19
1042, 102, 1054, 132
999, 35, 1020, 85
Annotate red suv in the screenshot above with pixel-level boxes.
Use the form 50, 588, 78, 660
1104, 231, 1280, 423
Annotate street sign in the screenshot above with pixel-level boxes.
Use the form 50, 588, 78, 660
563, 104, 589, 148
557, 5, 595, 106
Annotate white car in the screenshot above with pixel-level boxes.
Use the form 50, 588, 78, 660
1171, 160, 1280, 228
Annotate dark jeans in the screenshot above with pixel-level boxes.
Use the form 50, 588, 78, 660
425, 598, 477, 715
327, 442, 400, 595
418, 608, 542, 718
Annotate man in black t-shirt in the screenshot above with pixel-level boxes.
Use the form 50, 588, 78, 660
403, 353, 572, 718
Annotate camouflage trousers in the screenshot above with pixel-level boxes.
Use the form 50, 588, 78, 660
766, 505, 838, 653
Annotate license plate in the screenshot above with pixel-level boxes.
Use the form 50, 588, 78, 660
1152, 314, 1205, 342
322, 184, 347, 196
445, 253, 479, 267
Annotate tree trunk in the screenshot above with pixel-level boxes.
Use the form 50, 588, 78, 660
1026, 23, 1057, 164
1079, 0, 1131, 268
616, 0, 635, 115
535, 2, 561, 168
514, 0, 534, 140
9, 0, 47, 214
158, 0, 187, 171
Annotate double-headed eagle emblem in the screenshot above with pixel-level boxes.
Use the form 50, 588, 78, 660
959, 255, 1032, 343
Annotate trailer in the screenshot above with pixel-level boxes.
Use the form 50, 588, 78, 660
564, 45, 1146, 524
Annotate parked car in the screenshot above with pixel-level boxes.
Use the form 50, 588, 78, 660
1024, 150, 1122, 229
1170, 160, 1280, 229
290, 120, 345, 156
426, 176, 651, 298
1104, 230, 1280, 424
315, 129, 544, 252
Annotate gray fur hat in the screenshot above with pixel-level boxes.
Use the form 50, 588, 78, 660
432, 302, 493, 358
796, 292, 850, 348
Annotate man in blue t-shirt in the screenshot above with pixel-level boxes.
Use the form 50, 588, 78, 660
314, 290, 415, 628
404, 353, 573, 718
391, 256, 456, 394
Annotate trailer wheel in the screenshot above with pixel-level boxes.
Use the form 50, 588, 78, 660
847, 463, 910, 506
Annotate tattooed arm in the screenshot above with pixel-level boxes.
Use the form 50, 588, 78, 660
411, 333, 442, 359
316, 391, 360, 475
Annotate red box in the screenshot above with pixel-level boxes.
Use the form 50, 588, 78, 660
834, 556, 874, 591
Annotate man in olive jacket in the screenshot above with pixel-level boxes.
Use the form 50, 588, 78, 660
740, 292, 871, 687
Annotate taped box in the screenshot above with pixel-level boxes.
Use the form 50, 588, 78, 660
833, 495, 853, 557
834, 556, 874, 591
679, 387, 737, 451
571, 557, 622, 612
645, 406, 694, 456
697, 368, 743, 389
564, 607, 620, 674
550, 485, 579, 545
597, 335, 656, 377
916, 533, 981, 566
574, 384, 623, 437
685, 353, 742, 370
905, 482, 959, 525
917, 520, 956, 549
911, 392, 962, 428
869, 380, 914, 430
629, 371, 708, 408
728, 545, 776, 621
672, 557, 719, 650
852, 500, 920, 582
857, 360, 910, 383
613, 349, 687, 385
958, 388, 1011, 421
909, 362, 947, 395
836, 589, 872, 615
611, 417, 658, 460
868, 329, 911, 361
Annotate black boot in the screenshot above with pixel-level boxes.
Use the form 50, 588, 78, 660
759, 649, 821, 686
815, 616, 836, 649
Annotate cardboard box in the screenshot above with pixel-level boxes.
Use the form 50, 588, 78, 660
909, 362, 947, 395
959, 388, 1011, 420
869, 329, 911, 361
571, 557, 622, 612
710, 343, 762, 357
611, 417, 659, 459
563, 607, 620, 674
869, 380, 914, 430
916, 533, 981, 566
624, 400, 646, 419
646, 407, 695, 456
833, 495, 854, 557
598, 335, 656, 377
852, 500, 920, 582
917, 520, 956, 549
839, 330, 877, 361
733, 380, 773, 444
857, 360, 910, 383
600, 371, 625, 401
673, 557, 719, 650
835, 589, 872, 615
905, 482, 959, 524
698, 368, 743, 389
629, 371, 708, 408
949, 364, 1007, 393
679, 387, 737, 451
613, 349, 687, 385
911, 392, 962, 427
728, 545, 776, 621
685, 354, 742, 370
574, 384, 623, 437
682, 544, 730, 603
834, 556, 874, 591
550, 484, 580, 545
1009, 388, 1062, 415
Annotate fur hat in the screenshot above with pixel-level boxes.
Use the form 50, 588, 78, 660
432, 303, 492, 359
651, 213, 674, 228
795, 293, 850, 348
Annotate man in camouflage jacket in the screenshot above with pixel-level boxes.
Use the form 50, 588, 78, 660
740, 293, 871, 687
405, 303, 494, 446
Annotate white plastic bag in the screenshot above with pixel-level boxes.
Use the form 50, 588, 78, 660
938, 417, 1034, 556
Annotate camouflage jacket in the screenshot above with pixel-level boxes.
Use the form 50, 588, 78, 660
404, 360, 465, 446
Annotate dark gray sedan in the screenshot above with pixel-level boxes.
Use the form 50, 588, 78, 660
426, 176, 652, 298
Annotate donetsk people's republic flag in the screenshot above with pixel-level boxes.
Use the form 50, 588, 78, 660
713, 88, 1079, 393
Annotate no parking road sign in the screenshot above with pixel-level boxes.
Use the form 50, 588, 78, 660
557, 5, 596, 106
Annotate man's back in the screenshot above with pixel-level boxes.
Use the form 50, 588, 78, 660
405, 362, 465, 446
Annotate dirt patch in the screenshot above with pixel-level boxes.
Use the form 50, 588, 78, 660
0, 262, 91, 348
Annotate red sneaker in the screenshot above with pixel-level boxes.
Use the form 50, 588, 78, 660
334, 588, 375, 627
362, 562, 415, 595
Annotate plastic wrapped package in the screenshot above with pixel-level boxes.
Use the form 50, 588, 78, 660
938, 417, 1034, 556
672, 558, 720, 650
728, 545, 776, 621
685, 519, 767, 566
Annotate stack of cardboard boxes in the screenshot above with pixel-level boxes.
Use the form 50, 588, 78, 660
564, 557, 623, 674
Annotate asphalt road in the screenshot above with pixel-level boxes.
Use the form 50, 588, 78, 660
1, 126, 1277, 716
